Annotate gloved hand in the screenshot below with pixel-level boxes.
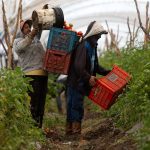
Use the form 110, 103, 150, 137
89, 76, 97, 87
30, 28, 38, 38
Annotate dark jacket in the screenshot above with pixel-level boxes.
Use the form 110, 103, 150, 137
67, 39, 110, 95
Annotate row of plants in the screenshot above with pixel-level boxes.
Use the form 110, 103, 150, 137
0, 46, 149, 149
0, 68, 45, 150
99, 47, 150, 149
0, 68, 66, 150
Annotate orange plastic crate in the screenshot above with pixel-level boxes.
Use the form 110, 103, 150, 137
43, 49, 71, 74
88, 65, 131, 110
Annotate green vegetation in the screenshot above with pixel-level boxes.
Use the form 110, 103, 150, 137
0, 68, 45, 150
0, 69, 65, 150
99, 47, 150, 149
0, 47, 149, 150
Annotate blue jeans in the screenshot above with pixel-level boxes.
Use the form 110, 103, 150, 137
67, 86, 84, 122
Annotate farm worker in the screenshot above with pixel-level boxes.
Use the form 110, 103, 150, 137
13, 19, 48, 128
66, 21, 111, 138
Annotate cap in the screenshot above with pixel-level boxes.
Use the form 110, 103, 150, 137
20, 19, 32, 31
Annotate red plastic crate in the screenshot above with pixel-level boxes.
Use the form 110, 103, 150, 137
43, 49, 71, 74
88, 65, 131, 110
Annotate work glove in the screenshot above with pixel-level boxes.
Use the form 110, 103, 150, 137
89, 76, 97, 87
28, 28, 38, 39
30, 28, 38, 39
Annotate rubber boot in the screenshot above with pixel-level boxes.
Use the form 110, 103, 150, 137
71, 121, 82, 141
72, 121, 81, 134
65, 122, 72, 135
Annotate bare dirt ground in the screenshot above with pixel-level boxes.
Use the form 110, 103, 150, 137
40, 111, 137, 150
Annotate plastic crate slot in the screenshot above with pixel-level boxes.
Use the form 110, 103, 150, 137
47, 27, 79, 53
107, 73, 119, 82
43, 49, 71, 74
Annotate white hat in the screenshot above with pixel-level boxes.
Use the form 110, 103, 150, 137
83, 21, 108, 39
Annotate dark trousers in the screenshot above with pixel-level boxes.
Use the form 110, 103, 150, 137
26, 75, 48, 128
67, 86, 84, 122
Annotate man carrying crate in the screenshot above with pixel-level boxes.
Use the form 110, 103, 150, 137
66, 21, 111, 139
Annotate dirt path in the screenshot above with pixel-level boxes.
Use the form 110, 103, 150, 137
40, 112, 137, 150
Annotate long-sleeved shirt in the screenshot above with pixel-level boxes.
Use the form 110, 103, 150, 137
13, 34, 46, 75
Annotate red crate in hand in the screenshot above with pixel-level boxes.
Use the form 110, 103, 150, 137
88, 65, 131, 110
43, 49, 71, 74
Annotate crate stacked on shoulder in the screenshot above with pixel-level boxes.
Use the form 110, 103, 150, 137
88, 65, 131, 110
44, 23, 82, 74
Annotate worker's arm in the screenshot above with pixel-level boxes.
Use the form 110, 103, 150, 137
14, 29, 37, 54
74, 43, 91, 83
95, 49, 111, 75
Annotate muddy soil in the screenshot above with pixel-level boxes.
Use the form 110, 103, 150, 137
40, 112, 137, 150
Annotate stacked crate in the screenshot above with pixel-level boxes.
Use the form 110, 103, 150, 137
88, 65, 131, 110
43, 27, 79, 74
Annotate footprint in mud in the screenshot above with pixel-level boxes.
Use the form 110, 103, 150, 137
84, 119, 114, 140
82, 119, 136, 150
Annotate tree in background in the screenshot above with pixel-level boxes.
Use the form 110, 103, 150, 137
1, 0, 22, 69
127, 17, 139, 48
134, 0, 150, 48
